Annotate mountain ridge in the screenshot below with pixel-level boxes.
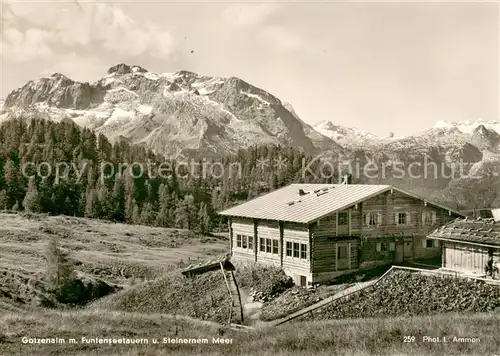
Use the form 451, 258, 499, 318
1, 63, 340, 158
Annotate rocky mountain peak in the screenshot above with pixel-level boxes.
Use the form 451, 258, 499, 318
471, 124, 500, 150
107, 63, 148, 76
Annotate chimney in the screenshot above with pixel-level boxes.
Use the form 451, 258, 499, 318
298, 189, 307, 196
342, 173, 352, 185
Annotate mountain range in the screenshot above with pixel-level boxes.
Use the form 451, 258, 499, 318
1, 63, 499, 206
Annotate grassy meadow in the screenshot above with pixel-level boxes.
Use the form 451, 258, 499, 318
1, 212, 499, 356
1, 309, 499, 356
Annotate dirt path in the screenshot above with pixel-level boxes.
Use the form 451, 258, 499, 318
239, 287, 264, 327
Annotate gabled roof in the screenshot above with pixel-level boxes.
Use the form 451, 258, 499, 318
219, 184, 464, 224
428, 218, 500, 247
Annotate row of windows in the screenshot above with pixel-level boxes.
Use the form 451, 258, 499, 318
375, 239, 438, 252
361, 211, 438, 227
236, 236, 308, 260
260, 238, 279, 254
236, 234, 254, 250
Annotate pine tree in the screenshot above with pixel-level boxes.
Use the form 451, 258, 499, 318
45, 238, 73, 289
197, 202, 211, 235
84, 188, 97, 218
131, 202, 141, 225
77, 191, 86, 217
110, 177, 125, 221
11, 200, 20, 212
63, 196, 72, 215
0, 190, 7, 210
140, 202, 155, 225
23, 176, 40, 213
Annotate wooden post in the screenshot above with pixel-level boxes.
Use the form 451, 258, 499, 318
348, 208, 352, 235
279, 221, 284, 267
335, 212, 339, 236
348, 243, 351, 270
228, 217, 233, 256
384, 192, 389, 234
335, 242, 338, 271
359, 202, 364, 235
253, 219, 258, 262
309, 225, 314, 277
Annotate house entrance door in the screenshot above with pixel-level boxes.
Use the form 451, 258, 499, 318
336, 243, 350, 270
395, 243, 404, 263
403, 240, 413, 259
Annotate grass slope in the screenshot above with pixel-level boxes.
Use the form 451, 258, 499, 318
0, 212, 227, 311
93, 270, 234, 324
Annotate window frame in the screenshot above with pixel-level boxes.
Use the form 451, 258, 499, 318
337, 245, 348, 259
265, 238, 272, 253
286, 241, 292, 257
300, 243, 307, 259
293, 242, 300, 258
338, 212, 348, 225
272, 239, 279, 254
236, 234, 242, 248
398, 212, 407, 225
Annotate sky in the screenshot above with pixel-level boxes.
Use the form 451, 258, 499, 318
0, 0, 498, 137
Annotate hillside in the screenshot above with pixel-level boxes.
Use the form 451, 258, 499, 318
0, 212, 227, 312
93, 270, 234, 324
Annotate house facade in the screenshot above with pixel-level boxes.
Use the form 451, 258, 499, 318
219, 184, 464, 286
428, 217, 500, 277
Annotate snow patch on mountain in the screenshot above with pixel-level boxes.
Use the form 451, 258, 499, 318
433, 118, 500, 135
137, 104, 153, 115
240, 91, 270, 105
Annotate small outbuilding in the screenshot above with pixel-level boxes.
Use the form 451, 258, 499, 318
427, 217, 500, 277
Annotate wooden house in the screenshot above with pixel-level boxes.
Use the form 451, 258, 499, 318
427, 217, 500, 277
219, 183, 464, 286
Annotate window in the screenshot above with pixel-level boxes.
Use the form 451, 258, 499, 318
293, 242, 300, 258
422, 211, 437, 226
266, 238, 272, 253
389, 242, 396, 251
236, 234, 254, 250
286, 241, 292, 257
364, 212, 380, 226
338, 212, 348, 225
376, 242, 388, 252
338, 245, 348, 259
300, 244, 307, 259
260, 238, 265, 252
273, 240, 279, 254
398, 212, 407, 225
425, 239, 438, 248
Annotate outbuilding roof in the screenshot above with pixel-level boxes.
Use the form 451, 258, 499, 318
219, 183, 463, 224
428, 218, 500, 247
